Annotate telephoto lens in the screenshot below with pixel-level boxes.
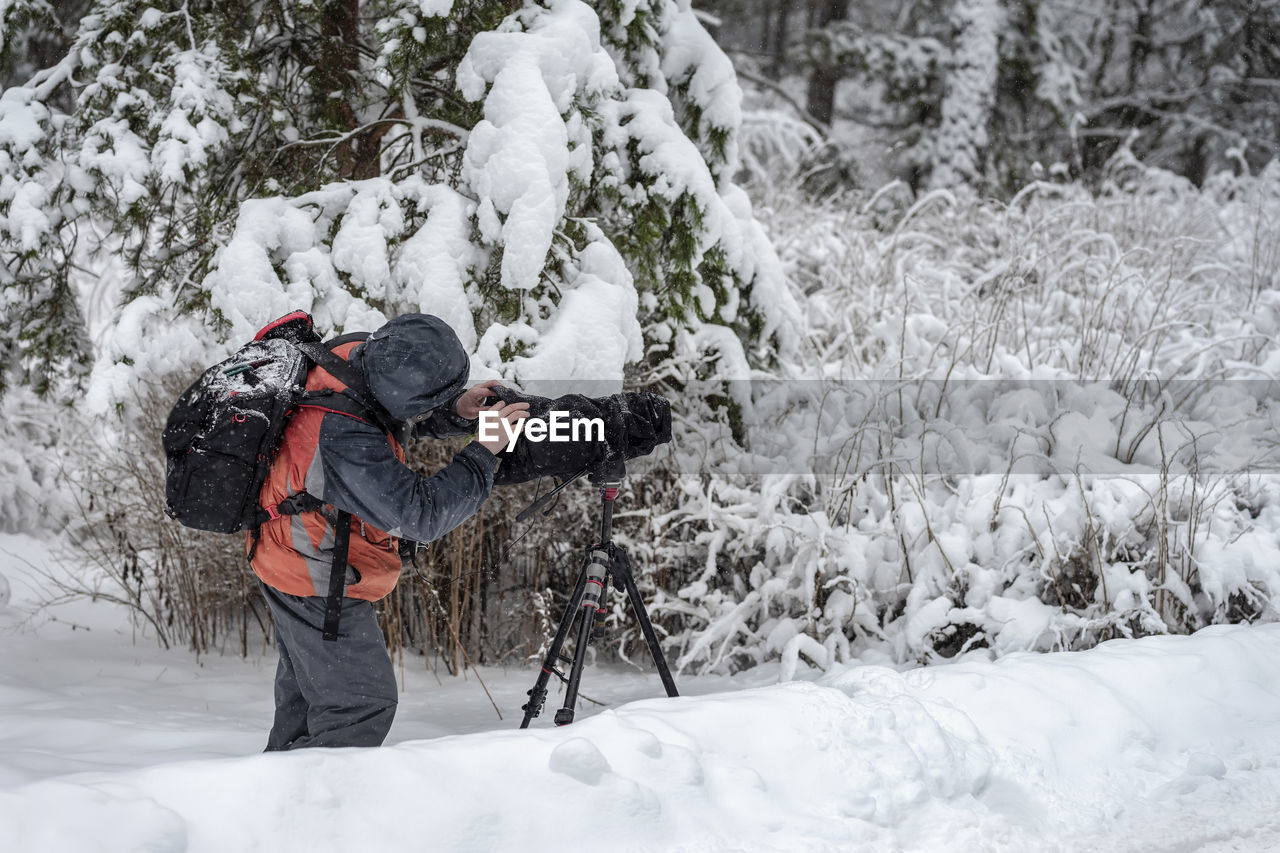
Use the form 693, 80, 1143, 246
487, 389, 671, 486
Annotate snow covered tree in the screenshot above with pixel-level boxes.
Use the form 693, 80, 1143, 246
0, 0, 799, 407
0, 1, 88, 399
928, 0, 1001, 189
0, 0, 71, 87
1062, 0, 1280, 182
794, 0, 1011, 191
0, 0, 805, 658
802, 0, 847, 126
783, 0, 1279, 192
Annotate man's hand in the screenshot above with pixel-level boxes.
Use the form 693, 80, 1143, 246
475, 400, 530, 455
456, 379, 507, 421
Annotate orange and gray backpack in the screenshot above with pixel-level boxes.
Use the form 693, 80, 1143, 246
162, 311, 393, 534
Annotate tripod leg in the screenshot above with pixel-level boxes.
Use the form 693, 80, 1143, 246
614, 548, 679, 697
520, 566, 588, 729
555, 548, 611, 726
554, 602, 596, 726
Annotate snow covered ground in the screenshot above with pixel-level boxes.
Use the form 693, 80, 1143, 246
3, 532, 1280, 852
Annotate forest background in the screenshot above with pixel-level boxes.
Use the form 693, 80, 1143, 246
1, 0, 1278, 678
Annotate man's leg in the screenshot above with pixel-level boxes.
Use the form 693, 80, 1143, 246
261, 583, 398, 749
264, 625, 310, 751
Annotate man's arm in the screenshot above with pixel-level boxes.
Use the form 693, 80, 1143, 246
316, 416, 498, 543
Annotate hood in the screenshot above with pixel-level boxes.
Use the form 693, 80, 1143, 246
357, 314, 470, 423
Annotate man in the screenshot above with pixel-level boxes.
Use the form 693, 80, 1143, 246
249, 313, 528, 750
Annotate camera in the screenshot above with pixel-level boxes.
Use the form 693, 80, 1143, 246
485, 387, 671, 485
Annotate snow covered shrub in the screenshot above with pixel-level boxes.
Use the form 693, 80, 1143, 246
55, 379, 263, 655
0, 388, 73, 535
655, 151, 1280, 673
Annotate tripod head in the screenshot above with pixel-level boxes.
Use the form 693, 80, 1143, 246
514, 456, 626, 523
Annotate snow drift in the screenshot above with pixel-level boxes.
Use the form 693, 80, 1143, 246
5, 624, 1280, 852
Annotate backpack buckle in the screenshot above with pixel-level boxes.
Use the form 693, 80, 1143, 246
266, 503, 282, 521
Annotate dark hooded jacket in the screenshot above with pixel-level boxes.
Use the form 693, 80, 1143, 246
249, 314, 497, 602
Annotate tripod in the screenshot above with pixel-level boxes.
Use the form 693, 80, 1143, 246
519, 463, 679, 728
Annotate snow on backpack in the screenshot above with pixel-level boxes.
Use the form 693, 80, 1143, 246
162, 311, 392, 534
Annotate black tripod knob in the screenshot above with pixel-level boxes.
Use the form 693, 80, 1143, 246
522, 686, 546, 717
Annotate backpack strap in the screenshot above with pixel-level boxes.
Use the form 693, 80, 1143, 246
295, 388, 380, 423
297, 337, 399, 437
324, 331, 370, 348
323, 510, 354, 642
251, 490, 327, 527
248, 500, 353, 643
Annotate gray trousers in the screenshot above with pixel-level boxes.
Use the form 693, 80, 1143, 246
260, 582, 398, 751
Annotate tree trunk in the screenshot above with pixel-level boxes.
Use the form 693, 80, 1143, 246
772, 0, 791, 75
804, 0, 848, 125
315, 0, 384, 180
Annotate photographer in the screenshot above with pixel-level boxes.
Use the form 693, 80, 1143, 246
249, 313, 528, 751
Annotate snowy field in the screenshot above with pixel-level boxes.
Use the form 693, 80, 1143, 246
3, 532, 1280, 852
